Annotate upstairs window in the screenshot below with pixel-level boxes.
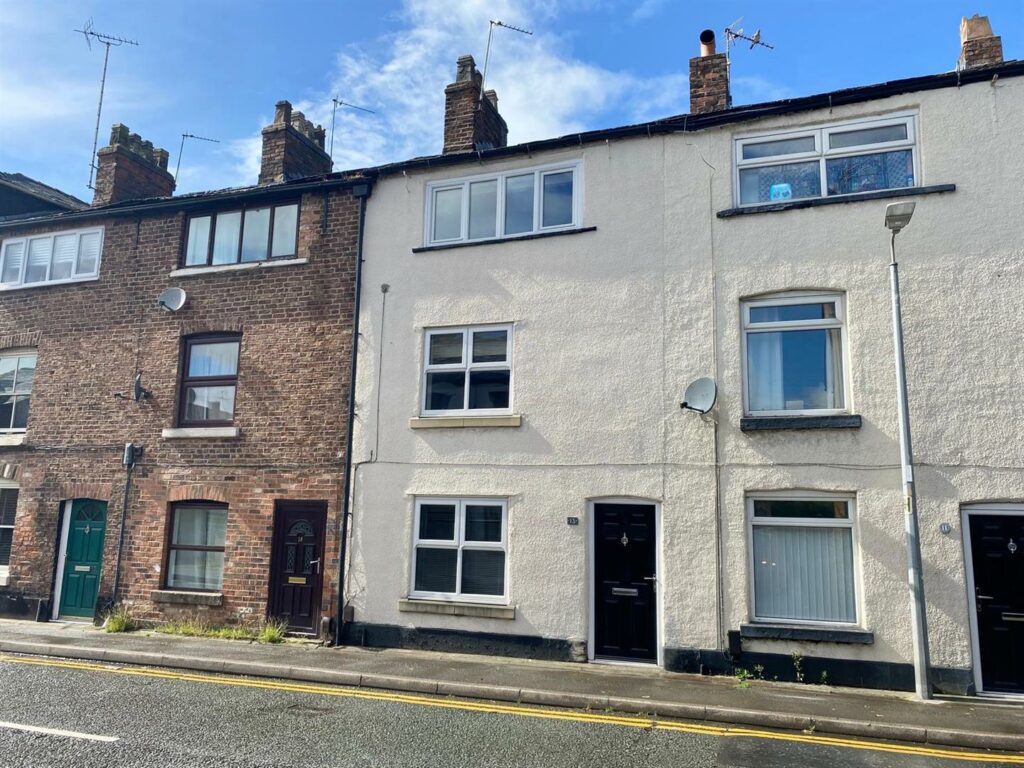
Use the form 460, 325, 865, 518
0, 351, 36, 432
421, 325, 512, 416
425, 162, 580, 245
0, 227, 103, 289
178, 334, 241, 426
742, 294, 846, 416
734, 115, 916, 206
184, 203, 299, 267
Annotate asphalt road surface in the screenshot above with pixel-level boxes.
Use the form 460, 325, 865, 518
0, 654, 1019, 768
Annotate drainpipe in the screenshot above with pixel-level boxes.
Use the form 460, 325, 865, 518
111, 442, 141, 607
335, 181, 372, 646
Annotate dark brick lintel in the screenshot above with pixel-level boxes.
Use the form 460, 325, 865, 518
740, 414, 862, 432
717, 184, 956, 219
412, 226, 597, 253
740, 623, 874, 644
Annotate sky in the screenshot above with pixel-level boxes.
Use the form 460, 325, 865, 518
1, 0, 1021, 199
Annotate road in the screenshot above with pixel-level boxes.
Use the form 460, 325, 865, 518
0, 654, 1019, 767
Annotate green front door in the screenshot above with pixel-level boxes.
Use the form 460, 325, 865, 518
58, 499, 107, 618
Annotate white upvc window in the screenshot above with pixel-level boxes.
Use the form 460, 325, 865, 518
0, 226, 103, 289
0, 484, 16, 579
424, 161, 581, 245
748, 492, 860, 626
741, 292, 847, 416
411, 497, 508, 603
421, 324, 512, 416
734, 113, 917, 206
0, 350, 36, 432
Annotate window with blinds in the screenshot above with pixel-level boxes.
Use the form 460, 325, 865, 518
0, 227, 103, 289
0, 487, 18, 571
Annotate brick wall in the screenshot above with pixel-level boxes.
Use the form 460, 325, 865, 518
689, 52, 731, 114
0, 183, 362, 628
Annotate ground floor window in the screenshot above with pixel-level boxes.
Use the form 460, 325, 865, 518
0, 486, 16, 574
748, 493, 857, 624
166, 502, 228, 591
411, 497, 507, 602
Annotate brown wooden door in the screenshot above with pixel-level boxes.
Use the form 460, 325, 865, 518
268, 501, 327, 635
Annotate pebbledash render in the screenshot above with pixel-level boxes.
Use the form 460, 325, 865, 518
0, 102, 370, 634
344, 18, 1024, 694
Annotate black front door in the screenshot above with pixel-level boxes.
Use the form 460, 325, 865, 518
594, 502, 657, 662
268, 501, 327, 635
969, 513, 1024, 693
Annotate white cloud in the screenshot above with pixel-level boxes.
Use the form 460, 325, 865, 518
631, 0, 667, 22
295, 0, 694, 172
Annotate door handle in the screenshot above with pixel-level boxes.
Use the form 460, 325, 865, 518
644, 575, 657, 592
309, 558, 320, 574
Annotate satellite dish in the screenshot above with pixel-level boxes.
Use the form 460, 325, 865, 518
681, 377, 717, 414
157, 287, 186, 312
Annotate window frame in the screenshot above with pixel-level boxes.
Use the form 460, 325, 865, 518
410, 497, 509, 604
740, 292, 849, 417
423, 161, 582, 246
0, 226, 104, 290
746, 491, 862, 628
177, 333, 242, 427
180, 201, 300, 268
163, 501, 229, 593
0, 348, 37, 433
420, 324, 513, 417
0, 483, 17, 577
733, 113, 918, 207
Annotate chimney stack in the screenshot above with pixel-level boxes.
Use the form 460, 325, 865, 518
443, 55, 508, 154
92, 124, 175, 206
258, 100, 332, 185
958, 15, 1003, 70
689, 29, 731, 114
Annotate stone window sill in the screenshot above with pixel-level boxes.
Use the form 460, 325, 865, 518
0, 434, 26, 447
717, 184, 956, 219
740, 623, 873, 644
410, 415, 522, 429
151, 590, 223, 606
412, 226, 597, 253
0, 572, 9, 587
398, 598, 515, 620
162, 426, 240, 439
740, 415, 862, 432
168, 258, 307, 278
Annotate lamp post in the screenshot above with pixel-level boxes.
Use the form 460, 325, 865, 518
884, 201, 932, 700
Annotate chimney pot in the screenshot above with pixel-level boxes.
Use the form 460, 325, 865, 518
958, 14, 1003, 69
92, 123, 175, 206
700, 29, 716, 56
259, 99, 332, 184
443, 55, 508, 154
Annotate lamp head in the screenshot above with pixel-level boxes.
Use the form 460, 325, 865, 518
884, 202, 916, 233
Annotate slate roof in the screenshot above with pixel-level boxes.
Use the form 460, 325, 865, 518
0, 172, 89, 212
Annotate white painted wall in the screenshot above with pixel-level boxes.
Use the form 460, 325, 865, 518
348, 74, 1024, 675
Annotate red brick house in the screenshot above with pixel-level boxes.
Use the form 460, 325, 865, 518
0, 102, 369, 635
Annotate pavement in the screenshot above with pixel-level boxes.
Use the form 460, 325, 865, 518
0, 619, 1021, 755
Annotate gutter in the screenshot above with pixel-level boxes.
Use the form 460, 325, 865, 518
334, 181, 372, 645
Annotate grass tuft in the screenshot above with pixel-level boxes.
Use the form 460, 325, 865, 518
104, 605, 140, 633
155, 614, 291, 643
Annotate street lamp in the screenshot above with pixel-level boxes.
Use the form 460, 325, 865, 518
884, 201, 932, 700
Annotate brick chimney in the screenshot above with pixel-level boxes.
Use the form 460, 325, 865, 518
443, 55, 508, 154
93, 124, 175, 206
258, 100, 332, 185
689, 29, 731, 114
958, 15, 1003, 70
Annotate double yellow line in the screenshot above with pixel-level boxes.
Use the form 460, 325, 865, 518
2, 654, 1020, 764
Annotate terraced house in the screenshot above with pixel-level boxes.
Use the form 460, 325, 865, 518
344, 16, 1024, 696
0, 103, 369, 635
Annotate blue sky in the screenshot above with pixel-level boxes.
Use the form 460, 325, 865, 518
1, 0, 1021, 199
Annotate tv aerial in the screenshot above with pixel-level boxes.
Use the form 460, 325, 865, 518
174, 133, 220, 183
724, 17, 774, 62
75, 19, 139, 190
481, 20, 533, 101
330, 97, 376, 167
680, 377, 718, 414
